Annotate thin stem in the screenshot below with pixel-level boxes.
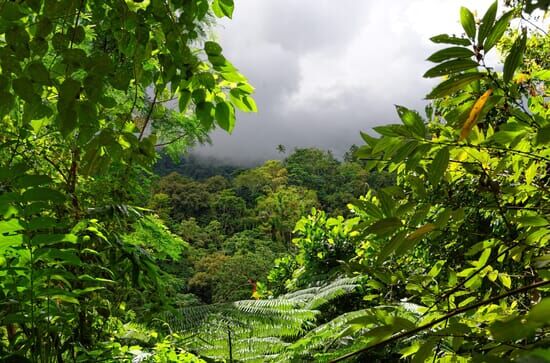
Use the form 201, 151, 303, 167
138, 91, 158, 141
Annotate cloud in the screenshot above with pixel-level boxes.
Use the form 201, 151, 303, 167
193, 0, 496, 165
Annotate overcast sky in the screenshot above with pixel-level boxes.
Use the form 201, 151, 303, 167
192, 0, 496, 165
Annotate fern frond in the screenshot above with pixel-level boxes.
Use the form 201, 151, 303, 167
160, 276, 361, 362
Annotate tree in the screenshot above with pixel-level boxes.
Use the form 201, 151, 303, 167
211, 189, 247, 234
233, 160, 288, 204
284, 2, 550, 361
0, 0, 254, 360
255, 186, 319, 246
284, 148, 340, 203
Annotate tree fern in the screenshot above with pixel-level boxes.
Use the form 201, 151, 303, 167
159, 277, 359, 362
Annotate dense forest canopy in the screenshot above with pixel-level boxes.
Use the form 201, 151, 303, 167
0, 0, 549, 362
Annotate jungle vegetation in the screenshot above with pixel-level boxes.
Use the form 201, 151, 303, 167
0, 0, 549, 362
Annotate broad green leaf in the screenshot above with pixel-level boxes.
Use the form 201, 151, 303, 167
395, 106, 425, 137
215, 101, 235, 133
430, 34, 471, 46
0, 91, 15, 118
528, 298, 550, 323
366, 217, 402, 236
27, 216, 57, 230
32, 234, 78, 246
484, 10, 514, 52
0, 3, 24, 21
395, 224, 434, 256
503, 33, 527, 83
391, 140, 418, 163
204, 41, 223, 56
533, 69, 550, 81
16, 174, 52, 188
423, 59, 479, 78
477, 248, 491, 266
125, 0, 151, 12
428, 260, 446, 278
498, 273, 511, 288
477, 1, 497, 46
13, 77, 36, 103
535, 125, 550, 145
377, 231, 407, 262
427, 47, 475, 63
0, 219, 24, 234
491, 317, 537, 341
355, 200, 384, 219
412, 338, 437, 363
426, 72, 484, 99
460, 7, 476, 39
27, 62, 51, 85
230, 89, 257, 112
429, 147, 449, 185
213, 0, 234, 18
196, 101, 214, 129
179, 89, 191, 112
21, 187, 66, 203
517, 215, 549, 227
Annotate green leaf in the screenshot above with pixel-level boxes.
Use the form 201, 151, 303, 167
0, 219, 24, 234
16, 175, 52, 188
429, 147, 450, 185
366, 217, 403, 236
21, 187, 66, 203
484, 10, 513, 52
125, 0, 151, 12
503, 33, 527, 83
179, 89, 191, 112
204, 41, 223, 56
498, 273, 511, 289
13, 78, 36, 103
215, 101, 235, 133
395, 106, 425, 137
478, 1, 497, 46
32, 234, 78, 246
491, 317, 537, 341
460, 7, 476, 39
517, 215, 549, 227
196, 101, 214, 129
49, 294, 80, 305
412, 339, 437, 363
0, 91, 15, 118
430, 34, 471, 46
230, 89, 257, 112
426, 72, 484, 99
27, 216, 57, 230
423, 59, 479, 78
391, 140, 419, 163
0, 3, 24, 21
427, 47, 475, 63
428, 260, 446, 278
377, 231, 407, 262
27, 62, 51, 85
212, 0, 234, 18
528, 298, 550, 323
536, 126, 550, 145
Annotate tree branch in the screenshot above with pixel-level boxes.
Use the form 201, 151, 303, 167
330, 279, 550, 362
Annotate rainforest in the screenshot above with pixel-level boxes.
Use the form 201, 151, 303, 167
1, 0, 550, 362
